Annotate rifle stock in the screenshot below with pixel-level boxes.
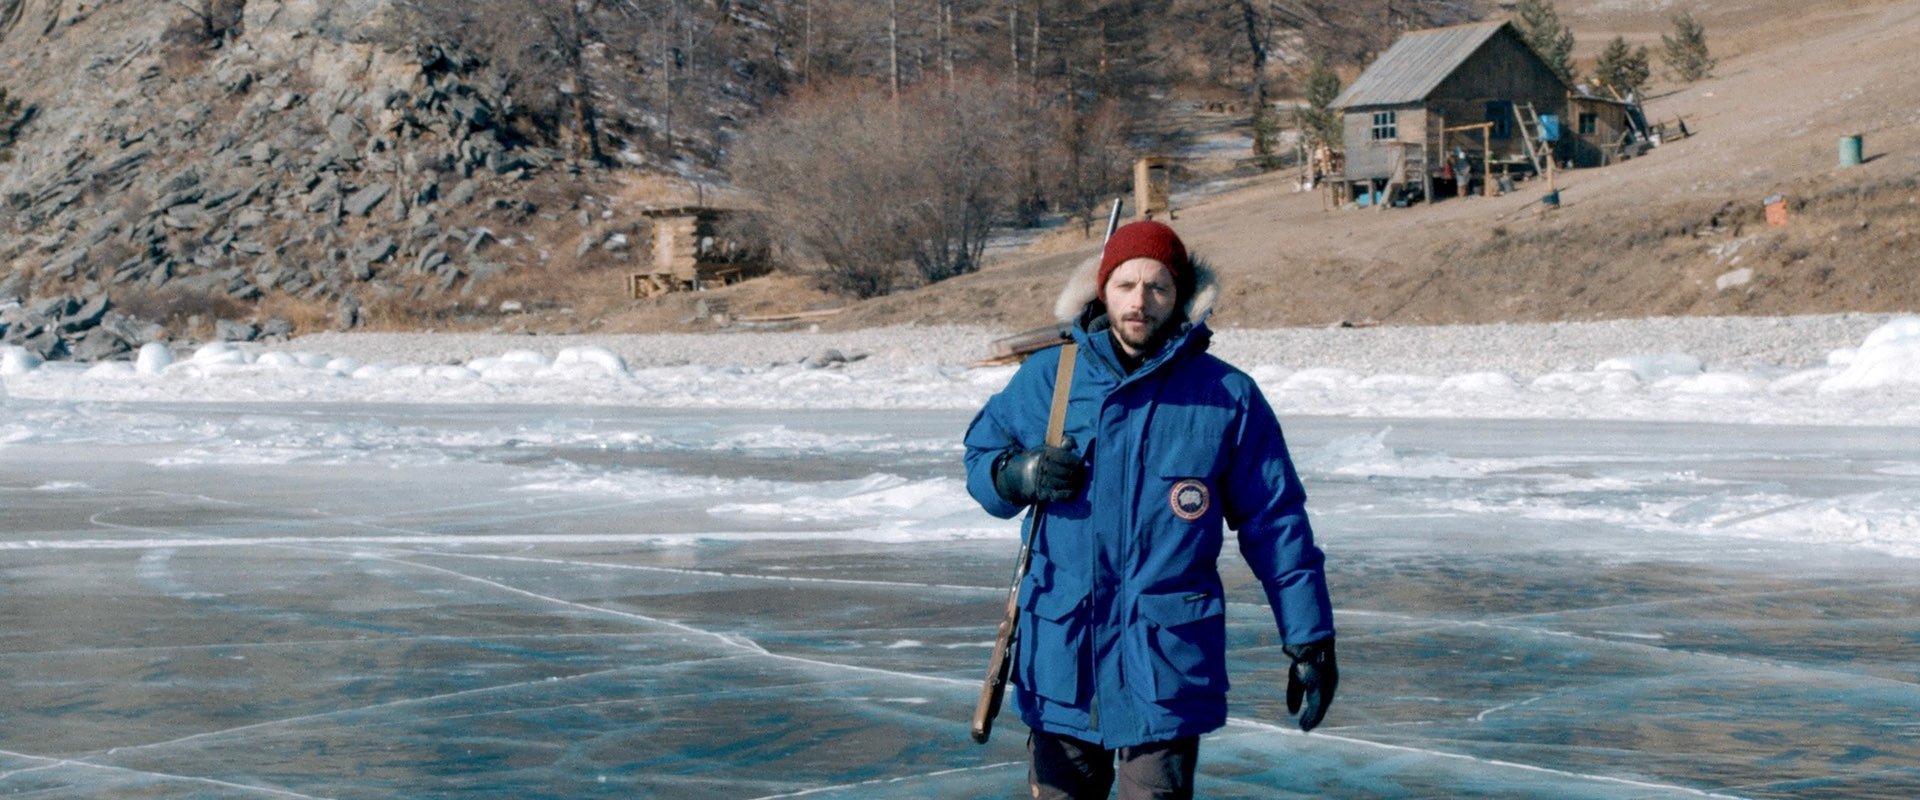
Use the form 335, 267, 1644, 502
970, 206, 1115, 743
969, 520, 1033, 743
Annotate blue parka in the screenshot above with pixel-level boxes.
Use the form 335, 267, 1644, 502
963, 261, 1334, 748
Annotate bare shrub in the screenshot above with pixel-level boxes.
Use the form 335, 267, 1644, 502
252, 292, 333, 335
732, 75, 1037, 298
1042, 99, 1136, 236
113, 284, 250, 337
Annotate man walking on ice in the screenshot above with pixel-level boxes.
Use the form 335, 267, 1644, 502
964, 220, 1338, 798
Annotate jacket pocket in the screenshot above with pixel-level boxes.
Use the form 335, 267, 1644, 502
1149, 423, 1227, 481
1016, 581, 1089, 705
1136, 589, 1229, 701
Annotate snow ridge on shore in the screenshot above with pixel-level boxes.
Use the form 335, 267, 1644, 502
282, 313, 1895, 375
3, 313, 1917, 427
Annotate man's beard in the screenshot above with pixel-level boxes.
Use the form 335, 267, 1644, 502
1114, 312, 1166, 354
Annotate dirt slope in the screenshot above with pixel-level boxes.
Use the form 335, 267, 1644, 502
788, 0, 1920, 335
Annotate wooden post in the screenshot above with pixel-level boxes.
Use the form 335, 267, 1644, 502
1480, 126, 1491, 197
1133, 156, 1172, 220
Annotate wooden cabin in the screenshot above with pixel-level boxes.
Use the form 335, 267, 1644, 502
627, 207, 770, 299
1329, 21, 1636, 203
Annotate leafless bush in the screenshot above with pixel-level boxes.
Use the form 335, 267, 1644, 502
1042, 99, 1136, 235
732, 75, 1037, 298
114, 284, 250, 334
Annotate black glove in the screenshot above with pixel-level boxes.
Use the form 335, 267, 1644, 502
1284, 637, 1337, 732
990, 436, 1085, 505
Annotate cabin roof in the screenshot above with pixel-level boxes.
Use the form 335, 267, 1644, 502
1332, 21, 1525, 109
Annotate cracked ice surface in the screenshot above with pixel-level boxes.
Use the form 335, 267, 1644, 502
4, 403, 1920, 798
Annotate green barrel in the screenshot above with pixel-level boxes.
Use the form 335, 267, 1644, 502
1839, 134, 1864, 168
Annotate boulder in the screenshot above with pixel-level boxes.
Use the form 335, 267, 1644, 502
162, 205, 214, 230
448, 178, 478, 205
259, 318, 296, 339
464, 227, 495, 254
215, 319, 260, 342
353, 236, 396, 265
802, 349, 849, 369
344, 182, 390, 216
31, 295, 81, 320
154, 186, 207, 213
59, 293, 112, 333
414, 249, 449, 275
305, 175, 341, 213
19, 331, 69, 361
44, 247, 88, 278
98, 312, 166, 346
160, 168, 203, 195
68, 328, 132, 362
336, 296, 362, 330
327, 113, 356, 145
233, 208, 268, 229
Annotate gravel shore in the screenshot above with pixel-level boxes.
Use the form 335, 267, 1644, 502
278, 313, 1902, 377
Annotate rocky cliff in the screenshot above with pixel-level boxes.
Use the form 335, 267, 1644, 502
0, 0, 629, 359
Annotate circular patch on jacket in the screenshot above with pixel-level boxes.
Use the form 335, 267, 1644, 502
1169, 479, 1211, 521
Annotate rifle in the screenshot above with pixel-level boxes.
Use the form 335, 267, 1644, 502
970, 197, 1123, 744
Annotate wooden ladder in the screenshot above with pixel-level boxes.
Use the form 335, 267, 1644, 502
1513, 102, 1549, 174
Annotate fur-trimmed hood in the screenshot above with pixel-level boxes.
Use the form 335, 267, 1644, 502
1052, 251, 1221, 324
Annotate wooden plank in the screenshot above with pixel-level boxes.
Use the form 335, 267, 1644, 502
977, 322, 1072, 365
733, 307, 847, 324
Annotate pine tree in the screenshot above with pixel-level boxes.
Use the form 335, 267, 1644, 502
1592, 36, 1651, 97
1513, 0, 1575, 83
1295, 59, 1344, 148
1661, 9, 1715, 82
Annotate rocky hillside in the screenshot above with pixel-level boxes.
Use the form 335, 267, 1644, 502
0, 0, 675, 360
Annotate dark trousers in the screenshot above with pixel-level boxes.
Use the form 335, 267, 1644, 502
1028, 730, 1199, 800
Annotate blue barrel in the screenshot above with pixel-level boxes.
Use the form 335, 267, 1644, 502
1839, 134, 1863, 167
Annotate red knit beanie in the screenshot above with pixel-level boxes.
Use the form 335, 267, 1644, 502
1098, 220, 1191, 301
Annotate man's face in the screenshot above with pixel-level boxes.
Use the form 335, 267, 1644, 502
1102, 257, 1179, 357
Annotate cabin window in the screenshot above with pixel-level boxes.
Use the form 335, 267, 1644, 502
1578, 112, 1598, 135
1484, 101, 1513, 139
1370, 111, 1397, 141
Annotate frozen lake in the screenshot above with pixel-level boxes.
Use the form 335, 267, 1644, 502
4, 401, 1920, 798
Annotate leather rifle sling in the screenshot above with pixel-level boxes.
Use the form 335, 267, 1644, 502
1046, 343, 1077, 447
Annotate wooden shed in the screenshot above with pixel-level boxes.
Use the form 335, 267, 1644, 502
1330, 21, 1571, 202
1565, 89, 1644, 167
627, 207, 770, 299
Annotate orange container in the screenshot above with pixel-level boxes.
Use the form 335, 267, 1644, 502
1763, 194, 1788, 226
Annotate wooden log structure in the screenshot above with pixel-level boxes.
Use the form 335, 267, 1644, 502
628, 206, 772, 299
